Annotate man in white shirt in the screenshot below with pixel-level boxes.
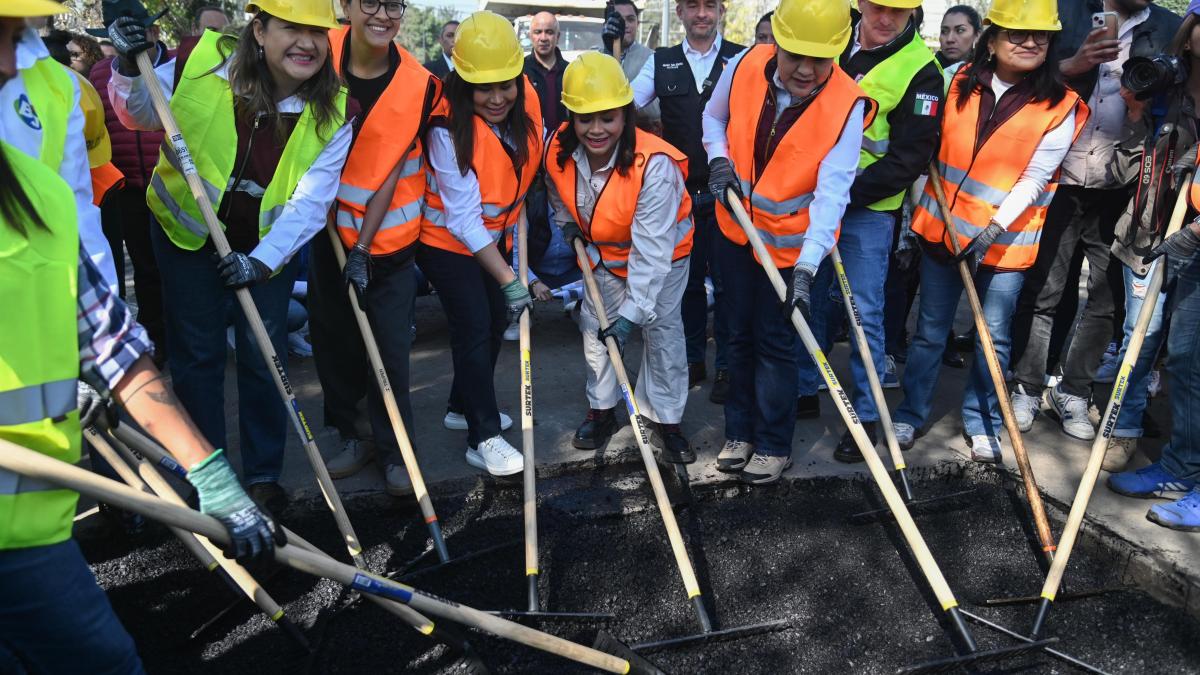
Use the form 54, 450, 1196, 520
423, 20, 458, 79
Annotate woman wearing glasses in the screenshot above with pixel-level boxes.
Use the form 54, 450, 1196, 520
419, 11, 541, 476
314, 0, 442, 495
890, 0, 1088, 463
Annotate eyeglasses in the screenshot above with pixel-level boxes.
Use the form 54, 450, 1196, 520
68, 50, 84, 60
1002, 29, 1051, 47
359, 0, 407, 19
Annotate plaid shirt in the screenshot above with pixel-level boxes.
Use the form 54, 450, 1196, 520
76, 251, 153, 395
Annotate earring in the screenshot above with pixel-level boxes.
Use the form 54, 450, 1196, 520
257, 44, 265, 60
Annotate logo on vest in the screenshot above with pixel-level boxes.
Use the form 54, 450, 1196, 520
14, 94, 41, 131
663, 62, 683, 70
914, 92, 940, 117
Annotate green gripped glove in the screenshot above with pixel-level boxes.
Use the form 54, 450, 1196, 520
501, 277, 533, 324
597, 315, 636, 353
188, 450, 279, 565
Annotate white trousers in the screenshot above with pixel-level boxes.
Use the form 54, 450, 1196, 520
579, 259, 689, 424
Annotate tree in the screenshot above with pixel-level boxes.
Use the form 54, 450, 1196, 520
1160, 0, 1187, 15
51, 0, 242, 46
398, 5, 459, 63
722, 0, 772, 46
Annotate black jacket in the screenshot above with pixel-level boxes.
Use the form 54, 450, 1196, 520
840, 11, 944, 209
524, 49, 569, 132
423, 53, 451, 80
1055, 0, 1181, 102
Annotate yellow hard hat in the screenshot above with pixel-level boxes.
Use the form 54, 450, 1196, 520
452, 11, 525, 85
985, 0, 1061, 31
561, 52, 633, 115
3, 0, 69, 17
773, 0, 852, 59
246, 0, 340, 29
858, 0, 923, 9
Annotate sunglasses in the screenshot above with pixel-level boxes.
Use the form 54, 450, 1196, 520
1001, 29, 1051, 47
359, 0, 407, 19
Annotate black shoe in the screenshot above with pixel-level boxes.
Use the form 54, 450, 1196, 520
796, 394, 820, 419
573, 408, 617, 449
247, 481, 288, 517
951, 332, 975, 353
941, 350, 966, 369
890, 350, 907, 365
688, 362, 707, 388
709, 369, 730, 404
656, 423, 696, 464
833, 422, 877, 463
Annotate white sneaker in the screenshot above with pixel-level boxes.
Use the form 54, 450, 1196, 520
1044, 385, 1095, 441
1148, 370, 1162, 398
1010, 384, 1041, 432
893, 422, 916, 450
466, 435, 524, 476
503, 320, 520, 342
444, 410, 513, 431
326, 439, 375, 479
716, 440, 755, 472
970, 435, 1002, 463
384, 464, 414, 497
740, 452, 792, 485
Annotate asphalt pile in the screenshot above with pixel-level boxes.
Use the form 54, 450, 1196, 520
79, 465, 1200, 674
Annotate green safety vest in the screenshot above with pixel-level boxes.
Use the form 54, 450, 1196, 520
0, 100, 82, 550
148, 30, 348, 251
857, 31, 940, 212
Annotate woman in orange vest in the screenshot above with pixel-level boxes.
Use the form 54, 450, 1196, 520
315, 0, 443, 496
893, 0, 1087, 463
704, 0, 871, 485
418, 11, 542, 476
544, 53, 694, 461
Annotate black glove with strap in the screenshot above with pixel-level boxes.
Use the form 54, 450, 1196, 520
107, 16, 152, 74
218, 252, 272, 289
954, 221, 1004, 272
784, 264, 815, 322
77, 381, 117, 430
342, 244, 371, 302
1145, 220, 1200, 264
708, 157, 742, 209
559, 221, 584, 245
601, 10, 625, 55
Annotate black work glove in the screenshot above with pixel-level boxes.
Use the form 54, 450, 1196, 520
954, 221, 1004, 272
708, 157, 742, 209
107, 16, 152, 74
601, 10, 626, 54
77, 381, 116, 430
597, 316, 635, 354
342, 245, 371, 302
1172, 144, 1198, 188
559, 221, 584, 245
784, 264, 815, 321
1145, 220, 1200, 264
217, 252, 272, 289
894, 237, 921, 273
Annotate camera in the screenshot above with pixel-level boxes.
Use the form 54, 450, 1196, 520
1122, 55, 1188, 99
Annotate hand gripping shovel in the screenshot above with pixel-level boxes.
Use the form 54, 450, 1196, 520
724, 189, 1054, 673
1030, 174, 1194, 640
573, 238, 788, 651
26, 436, 662, 674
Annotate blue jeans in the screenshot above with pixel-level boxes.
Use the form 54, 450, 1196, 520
1113, 260, 1168, 438
1161, 255, 1200, 481
718, 234, 798, 457
895, 254, 1024, 437
0, 540, 143, 674
797, 207, 895, 422
151, 224, 297, 484
684, 193, 728, 370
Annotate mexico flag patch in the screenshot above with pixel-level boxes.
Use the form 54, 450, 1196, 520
914, 92, 940, 116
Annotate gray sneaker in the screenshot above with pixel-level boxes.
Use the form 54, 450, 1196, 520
892, 422, 916, 450
1044, 385, 1095, 441
326, 439, 375, 479
385, 464, 413, 497
740, 453, 792, 485
716, 440, 754, 472
969, 434, 1002, 463
1010, 384, 1040, 432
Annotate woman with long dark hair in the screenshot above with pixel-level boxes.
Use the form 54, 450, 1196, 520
418, 11, 542, 476
107, 0, 354, 512
544, 52, 693, 460
892, 0, 1087, 463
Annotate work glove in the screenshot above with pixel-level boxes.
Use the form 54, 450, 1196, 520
77, 381, 116, 430
601, 10, 625, 55
188, 450, 283, 567
894, 232, 921, 272
217, 252, 272, 289
1145, 219, 1200, 263
107, 16, 152, 74
559, 221, 584, 245
708, 157, 742, 209
1171, 144, 1198, 188
597, 315, 636, 354
500, 278, 534, 324
342, 245, 371, 302
954, 221, 1004, 272
784, 263, 816, 322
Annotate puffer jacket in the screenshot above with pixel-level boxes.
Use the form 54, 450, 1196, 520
88, 44, 174, 190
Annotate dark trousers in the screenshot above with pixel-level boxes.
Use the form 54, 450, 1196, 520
307, 230, 370, 439
718, 234, 798, 457
363, 249, 417, 467
417, 244, 506, 447
1162, 255, 1200, 481
683, 193, 728, 370
1012, 185, 1130, 398
1012, 243, 1085, 375
101, 185, 166, 359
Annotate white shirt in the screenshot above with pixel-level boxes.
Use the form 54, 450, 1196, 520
701, 48, 865, 269
444, 52, 454, 72
425, 125, 509, 254
2, 28, 115, 290
107, 54, 353, 272
545, 143, 686, 324
632, 34, 726, 107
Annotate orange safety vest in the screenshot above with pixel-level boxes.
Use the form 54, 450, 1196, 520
330, 27, 443, 255
1189, 150, 1200, 211
714, 45, 874, 269
90, 162, 124, 206
912, 72, 1088, 270
419, 77, 544, 256
544, 126, 693, 277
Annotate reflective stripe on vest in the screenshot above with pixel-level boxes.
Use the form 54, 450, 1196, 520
0, 380, 77, 426
147, 30, 347, 251
714, 45, 872, 269
856, 31, 939, 212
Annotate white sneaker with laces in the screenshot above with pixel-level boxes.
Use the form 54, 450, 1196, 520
1044, 385, 1095, 441
882, 354, 900, 389
444, 410, 513, 431
892, 422, 916, 450
740, 452, 792, 485
466, 435, 524, 476
1010, 384, 1041, 432
384, 464, 413, 497
970, 435, 1002, 463
716, 440, 755, 472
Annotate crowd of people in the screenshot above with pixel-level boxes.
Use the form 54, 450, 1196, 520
4, 0, 1200, 670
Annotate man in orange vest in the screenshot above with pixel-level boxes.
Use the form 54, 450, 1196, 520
704, 0, 871, 484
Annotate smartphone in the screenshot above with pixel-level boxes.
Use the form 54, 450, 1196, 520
1092, 11, 1118, 40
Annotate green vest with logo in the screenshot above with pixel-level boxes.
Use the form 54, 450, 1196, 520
857, 31, 939, 212
148, 30, 347, 250
0, 61, 83, 550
